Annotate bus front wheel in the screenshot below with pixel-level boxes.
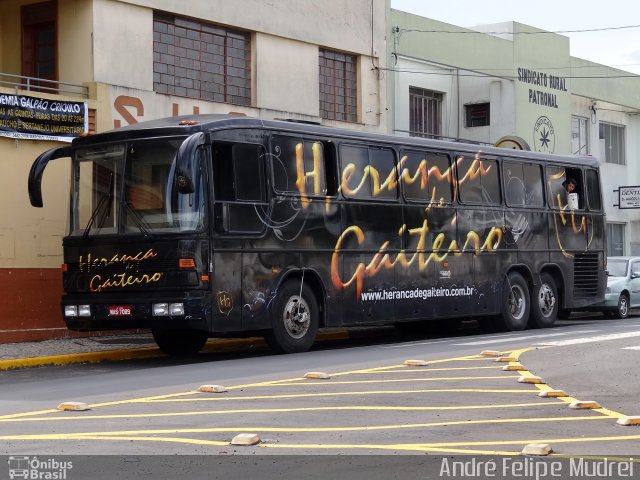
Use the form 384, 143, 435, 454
494, 272, 530, 331
265, 281, 319, 354
529, 273, 558, 328
152, 329, 208, 357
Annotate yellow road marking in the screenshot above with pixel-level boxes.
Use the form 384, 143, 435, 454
276, 375, 521, 386
144, 388, 537, 403
0, 415, 611, 439
0, 401, 569, 422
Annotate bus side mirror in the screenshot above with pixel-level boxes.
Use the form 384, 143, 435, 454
28, 146, 73, 207
176, 132, 207, 194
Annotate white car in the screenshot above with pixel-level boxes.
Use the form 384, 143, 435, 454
594, 256, 640, 319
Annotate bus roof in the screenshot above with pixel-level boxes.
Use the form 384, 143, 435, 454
72, 114, 599, 168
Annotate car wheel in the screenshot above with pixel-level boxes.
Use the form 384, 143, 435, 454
615, 293, 629, 319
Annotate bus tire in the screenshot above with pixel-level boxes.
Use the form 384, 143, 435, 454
494, 272, 530, 331
152, 329, 208, 357
529, 273, 558, 328
265, 281, 319, 354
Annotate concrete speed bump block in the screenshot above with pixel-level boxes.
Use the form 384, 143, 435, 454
502, 363, 525, 371
57, 401, 90, 411
517, 375, 544, 384
198, 385, 227, 393
521, 443, 553, 456
496, 356, 517, 363
304, 371, 330, 379
538, 390, 567, 398
569, 400, 602, 410
403, 359, 428, 366
480, 350, 502, 357
616, 416, 640, 426
230, 433, 261, 446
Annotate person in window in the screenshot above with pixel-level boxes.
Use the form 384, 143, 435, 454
562, 178, 579, 209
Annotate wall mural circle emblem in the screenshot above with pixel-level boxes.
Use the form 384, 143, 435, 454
533, 115, 555, 153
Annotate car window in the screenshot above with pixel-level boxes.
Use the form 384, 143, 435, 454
631, 261, 640, 277
607, 259, 628, 277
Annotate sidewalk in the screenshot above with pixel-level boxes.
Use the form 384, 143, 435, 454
0, 333, 163, 370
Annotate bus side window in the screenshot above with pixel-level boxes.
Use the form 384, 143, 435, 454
400, 150, 452, 204
340, 144, 397, 200
212, 142, 266, 234
585, 169, 602, 210
271, 135, 328, 197
457, 155, 500, 205
523, 164, 544, 207
504, 161, 526, 207
505, 162, 544, 208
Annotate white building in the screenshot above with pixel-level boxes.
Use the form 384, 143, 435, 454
387, 11, 640, 256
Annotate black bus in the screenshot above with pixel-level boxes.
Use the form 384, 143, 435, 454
28, 115, 606, 355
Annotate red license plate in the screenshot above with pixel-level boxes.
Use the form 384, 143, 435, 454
107, 305, 132, 316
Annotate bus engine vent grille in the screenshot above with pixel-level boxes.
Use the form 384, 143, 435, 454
573, 252, 600, 298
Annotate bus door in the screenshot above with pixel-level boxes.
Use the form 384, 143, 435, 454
337, 144, 403, 324
211, 140, 269, 332
455, 154, 503, 315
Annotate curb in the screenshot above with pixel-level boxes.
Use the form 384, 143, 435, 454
0, 329, 351, 371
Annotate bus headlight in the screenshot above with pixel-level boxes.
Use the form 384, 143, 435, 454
153, 303, 169, 316
152, 303, 185, 316
64, 305, 91, 317
169, 303, 185, 316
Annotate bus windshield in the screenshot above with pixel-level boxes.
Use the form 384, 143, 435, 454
70, 139, 205, 236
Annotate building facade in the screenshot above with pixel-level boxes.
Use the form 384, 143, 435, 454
0, 0, 388, 342
387, 10, 640, 258
2, 1, 640, 343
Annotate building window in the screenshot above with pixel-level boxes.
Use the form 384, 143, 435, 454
21, 0, 57, 87
319, 49, 357, 123
153, 12, 251, 106
607, 223, 625, 256
409, 87, 442, 138
465, 103, 490, 127
599, 122, 625, 165
571, 116, 589, 155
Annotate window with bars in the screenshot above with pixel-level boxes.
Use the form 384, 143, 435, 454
409, 87, 442, 138
153, 12, 251, 106
319, 48, 357, 123
599, 122, 626, 165
465, 103, 490, 127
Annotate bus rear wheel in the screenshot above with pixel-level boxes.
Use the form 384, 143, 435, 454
494, 272, 530, 331
152, 329, 208, 357
529, 273, 558, 328
265, 281, 319, 354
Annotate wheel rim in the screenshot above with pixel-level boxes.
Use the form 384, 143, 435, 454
508, 284, 527, 320
620, 297, 629, 317
537, 283, 556, 318
282, 295, 311, 339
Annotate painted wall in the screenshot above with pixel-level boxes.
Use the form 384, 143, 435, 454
59, 0, 94, 85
